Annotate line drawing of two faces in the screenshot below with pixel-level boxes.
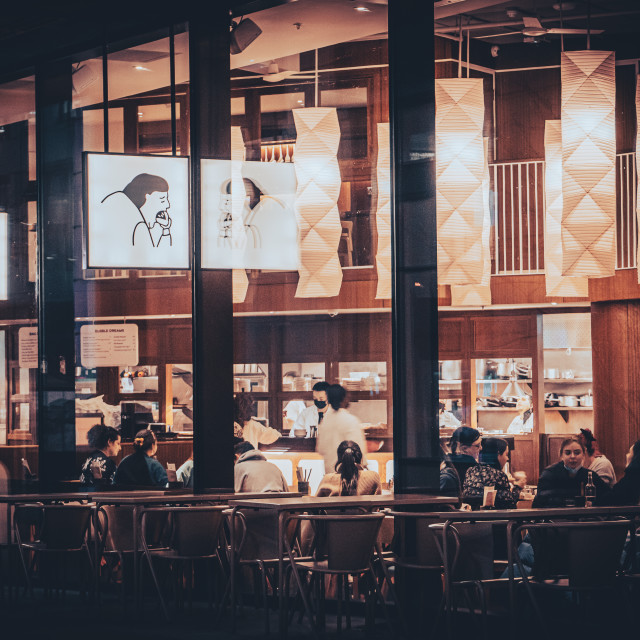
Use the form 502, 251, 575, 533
102, 173, 173, 248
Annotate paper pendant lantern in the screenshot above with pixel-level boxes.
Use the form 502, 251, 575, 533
561, 50, 616, 277
375, 122, 391, 299
293, 108, 342, 298
436, 78, 486, 285
231, 126, 248, 303
451, 138, 492, 306
544, 120, 588, 297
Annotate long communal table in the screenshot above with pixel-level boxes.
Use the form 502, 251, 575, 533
418, 505, 640, 638
227, 493, 459, 636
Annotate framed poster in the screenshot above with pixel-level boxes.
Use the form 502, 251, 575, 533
201, 159, 298, 270
80, 324, 139, 368
84, 153, 190, 269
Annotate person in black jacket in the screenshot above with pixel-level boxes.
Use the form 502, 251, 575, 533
599, 440, 640, 506
448, 426, 481, 486
533, 436, 610, 508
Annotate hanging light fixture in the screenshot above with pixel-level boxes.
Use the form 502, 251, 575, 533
500, 360, 530, 399
436, 25, 486, 286
231, 126, 249, 303
560, 49, 616, 277
544, 120, 588, 296
375, 122, 391, 300
451, 137, 492, 306
293, 50, 342, 298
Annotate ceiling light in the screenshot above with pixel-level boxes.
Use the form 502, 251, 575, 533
355, 6, 371, 11
138, 112, 143, 118
133, 65, 151, 71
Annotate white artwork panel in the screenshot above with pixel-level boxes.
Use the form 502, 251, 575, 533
85, 153, 190, 269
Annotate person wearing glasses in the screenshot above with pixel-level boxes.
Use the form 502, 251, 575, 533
448, 426, 482, 487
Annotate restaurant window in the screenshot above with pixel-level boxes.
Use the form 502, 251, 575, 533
72, 27, 192, 487
432, 1, 637, 483
0, 74, 37, 481
230, 0, 392, 492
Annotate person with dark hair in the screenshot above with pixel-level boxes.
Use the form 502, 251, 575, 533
316, 384, 367, 474
599, 440, 640, 505
316, 441, 381, 497
80, 424, 121, 487
101, 173, 172, 248
448, 426, 481, 485
462, 437, 518, 509
234, 441, 288, 493
578, 428, 616, 487
114, 428, 168, 488
234, 392, 280, 448
289, 380, 331, 438
532, 436, 609, 507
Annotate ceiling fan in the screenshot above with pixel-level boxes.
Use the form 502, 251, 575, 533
262, 62, 314, 83
520, 16, 603, 38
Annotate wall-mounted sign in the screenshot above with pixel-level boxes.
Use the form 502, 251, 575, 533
85, 153, 190, 270
18, 326, 38, 369
80, 324, 139, 368
201, 159, 298, 269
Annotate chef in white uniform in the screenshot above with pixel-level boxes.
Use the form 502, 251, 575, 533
289, 381, 330, 437
507, 395, 534, 433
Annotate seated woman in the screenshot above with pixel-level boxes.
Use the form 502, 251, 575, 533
80, 424, 121, 487
114, 429, 168, 488
578, 428, 616, 488
316, 440, 381, 496
532, 436, 609, 508
234, 392, 280, 449
448, 426, 481, 484
462, 437, 518, 509
599, 440, 640, 505
177, 452, 193, 489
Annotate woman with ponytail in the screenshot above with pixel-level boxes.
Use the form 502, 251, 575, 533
114, 428, 168, 488
316, 440, 381, 496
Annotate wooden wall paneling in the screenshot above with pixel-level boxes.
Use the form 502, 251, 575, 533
616, 64, 636, 154
165, 325, 192, 363
471, 313, 536, 356
438, 316, 467, 358
494, 68, 560, 162
510, 435, 536, 483
625, 302, 640, 460
591, 302, 632, 478
589, 267, 640, 302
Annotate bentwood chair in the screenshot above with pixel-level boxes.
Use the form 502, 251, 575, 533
139, 505, 227, 621
284, 512, 388, 639
513, 519, 630, 634
14, 503, 94, 600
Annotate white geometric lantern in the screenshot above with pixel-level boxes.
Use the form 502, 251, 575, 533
435, 78, 486, 285
451, 138, 492, 306
544, 120, 588, 297
293, 108, 342, 298
375, 122, 391, 300
561, 50, 616, 277
231, 126, 249, 303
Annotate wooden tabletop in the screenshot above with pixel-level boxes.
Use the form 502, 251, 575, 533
228, 494, 458, 511
90, 491, 299, 505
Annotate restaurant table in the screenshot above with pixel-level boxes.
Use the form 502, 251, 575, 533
227, 494, 458, 636
419, 505, 640, 638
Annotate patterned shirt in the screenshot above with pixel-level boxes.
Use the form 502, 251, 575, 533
80, 450, 117, 487
462, 464, 518, 509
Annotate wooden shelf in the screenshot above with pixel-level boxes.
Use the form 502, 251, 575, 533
543, 378, 592, 383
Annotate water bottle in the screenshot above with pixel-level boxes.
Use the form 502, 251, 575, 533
585, 470, 596, 507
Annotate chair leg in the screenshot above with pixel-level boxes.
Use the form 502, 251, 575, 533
336, 575, 343, 635
288, 565, 319, 640
16, 546, 34, 600
369, 563, 393, 634
143, 553, 170, 621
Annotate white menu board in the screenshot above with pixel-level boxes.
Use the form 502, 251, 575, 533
85, 153, 190, 269
18, 326, 38, 369
201, 159, 298, 269
80, 324, 139, 368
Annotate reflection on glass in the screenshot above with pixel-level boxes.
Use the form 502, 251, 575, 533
338, 361, 386, 392
234, 363, 268, 392
119, 365, 159, 394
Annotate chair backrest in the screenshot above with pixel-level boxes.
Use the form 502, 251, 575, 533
38, 505, 93, 550
309, 513, 384, 572
527, 520, 629, 588
104, 505, 169, 553
387, 510, 444, 569
448, 522, 495, 582
170, 506, 226, 557
14, 503, 44, 544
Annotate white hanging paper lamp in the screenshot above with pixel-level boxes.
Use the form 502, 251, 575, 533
544, 120, 588, 297
375, 122, 391, 299
293, 108, 342, 298
436, 78, 486, 285
231, 126, 249, 303
451, 138, 492, 306
561, 50, 616, 277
